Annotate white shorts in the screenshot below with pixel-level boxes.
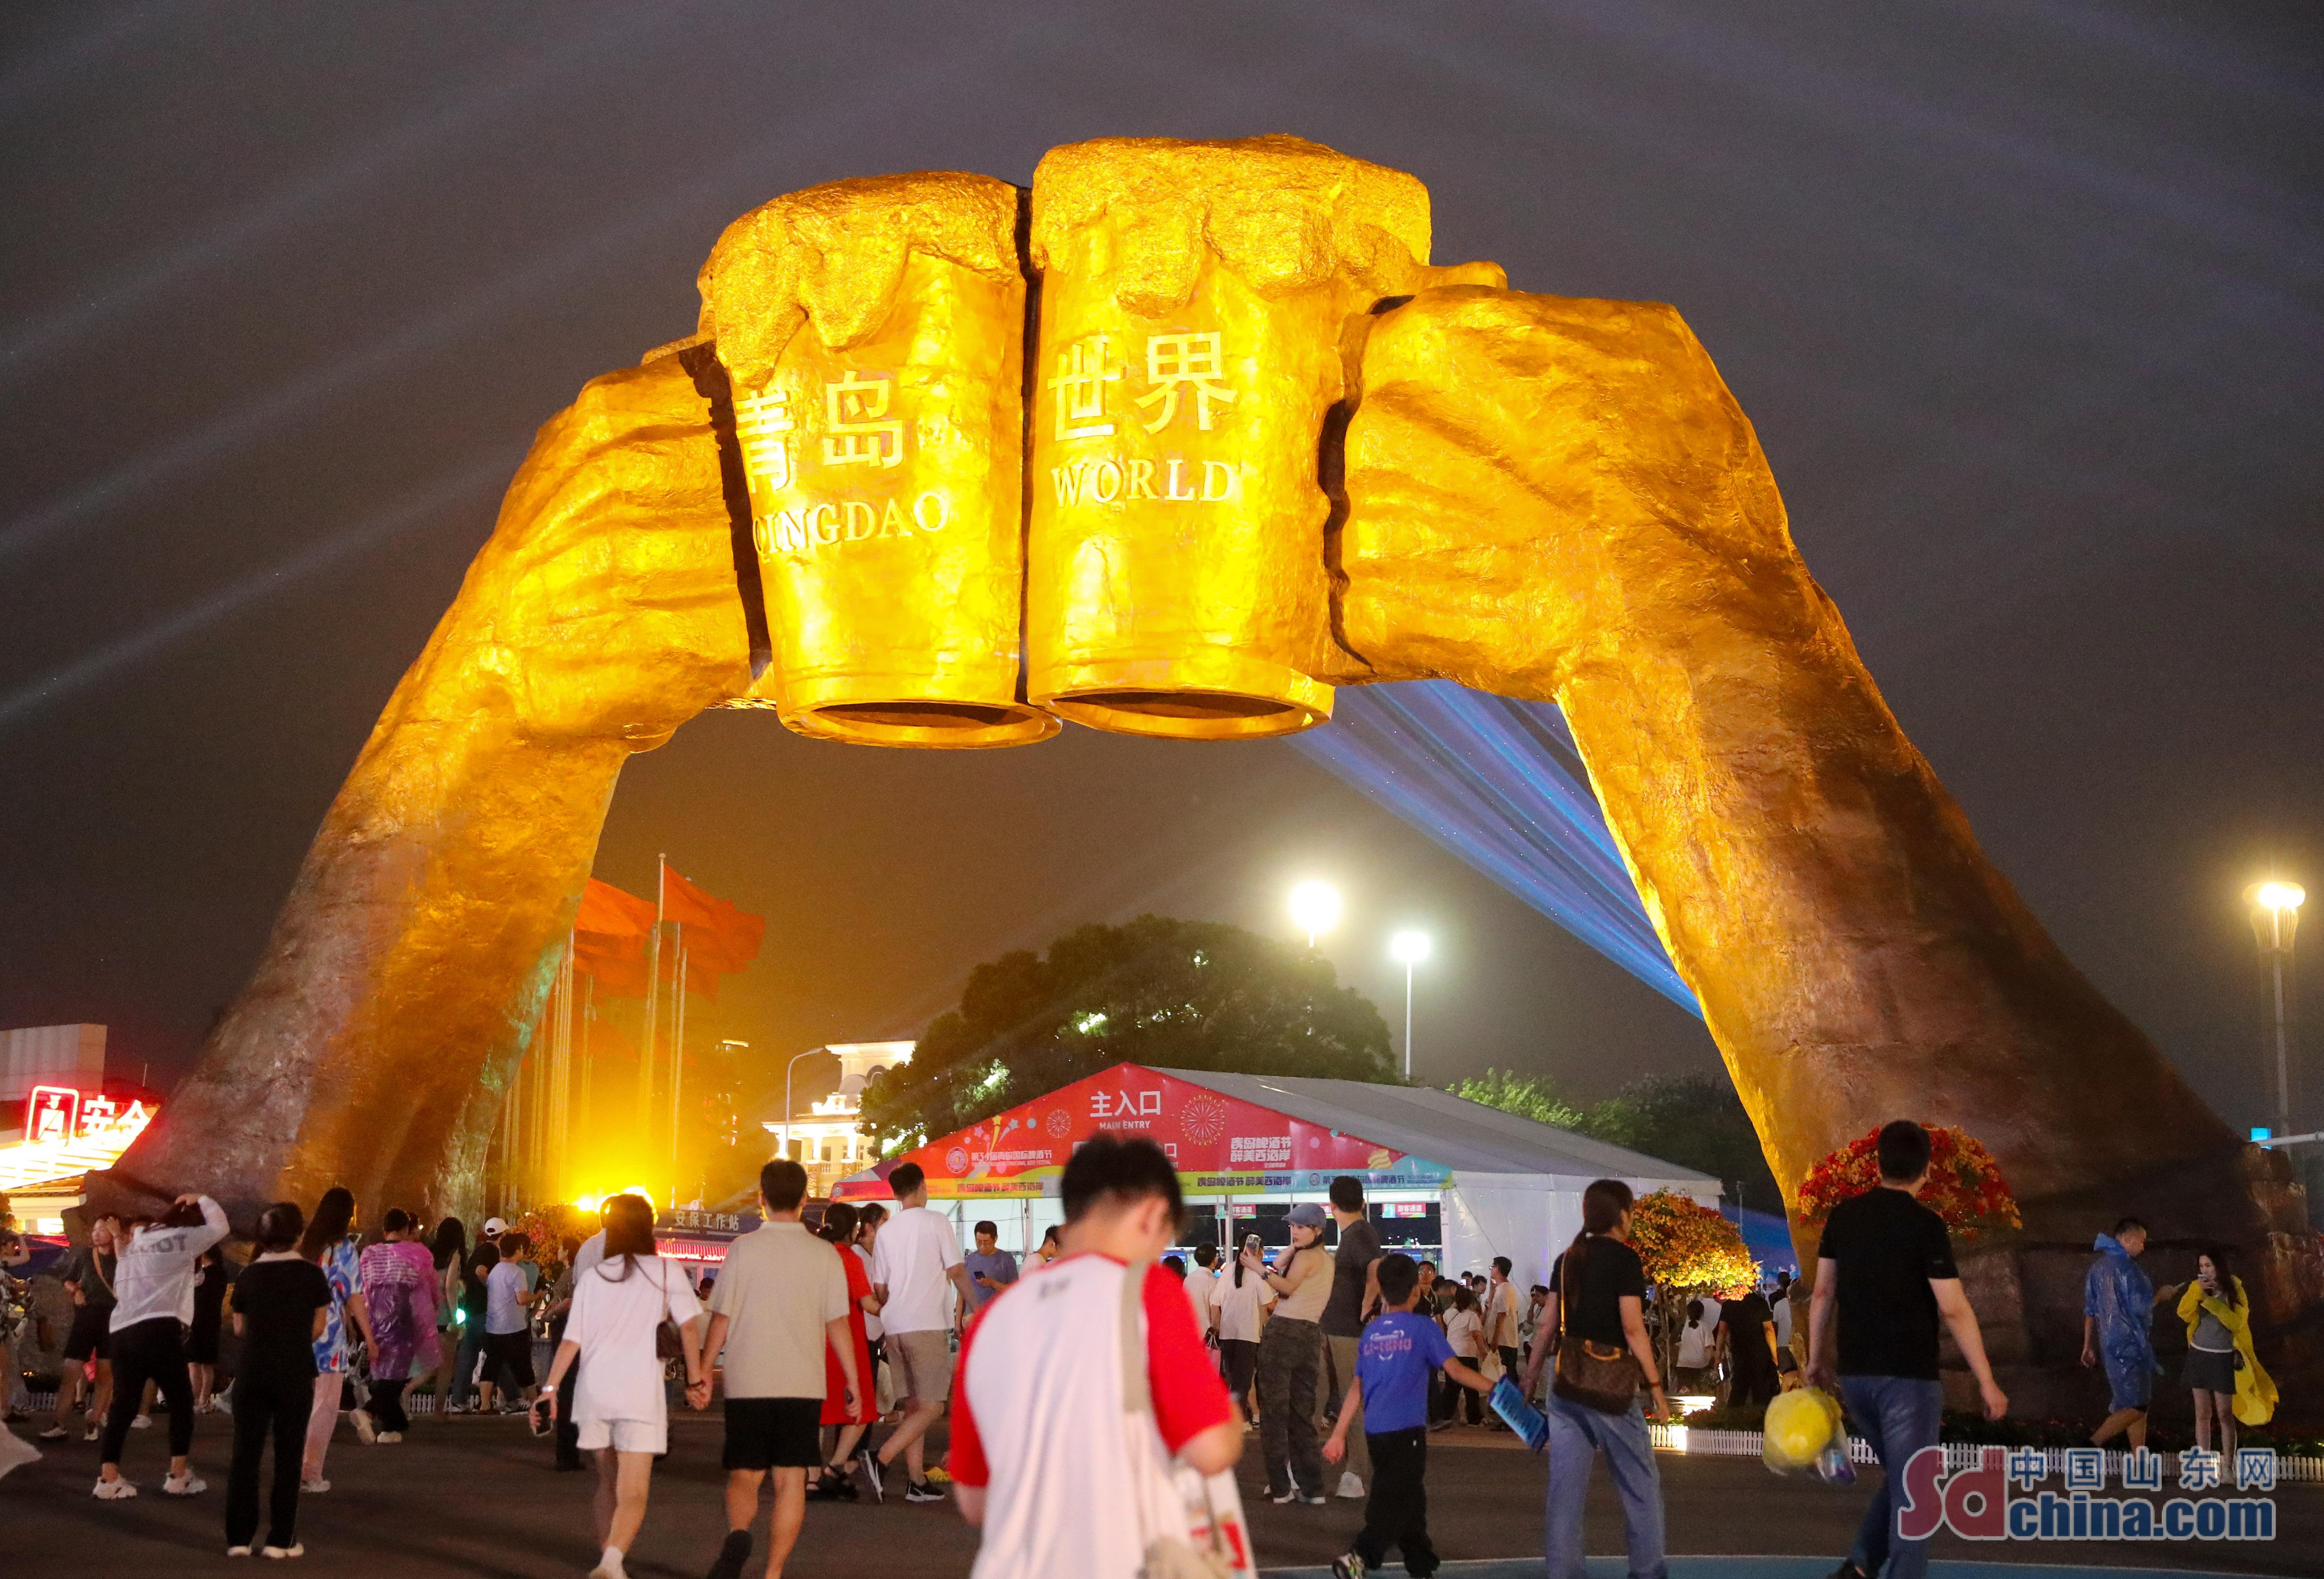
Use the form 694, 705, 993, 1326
576, 1417, 666, 1454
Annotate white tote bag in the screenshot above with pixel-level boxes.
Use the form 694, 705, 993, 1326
1118, 1260, 1257, 1579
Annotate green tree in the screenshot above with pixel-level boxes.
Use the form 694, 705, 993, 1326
1451, 1068, 1783, 1213
859, 915, 1396, 1148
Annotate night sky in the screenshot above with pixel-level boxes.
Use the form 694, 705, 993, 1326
3, 3, 2318, 1128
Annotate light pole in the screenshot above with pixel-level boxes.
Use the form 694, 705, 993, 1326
2248, 882, 2304, 1132
780, 1047, 823, 1167
1289, 880, 1342, 950
1390, 930, 1431, 1080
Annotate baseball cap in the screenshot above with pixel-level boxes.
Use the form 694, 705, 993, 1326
482, 1217, 507, 1237
1286, 1203, 1328, 1229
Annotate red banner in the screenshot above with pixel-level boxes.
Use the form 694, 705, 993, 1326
834, 1063, 1448, 1200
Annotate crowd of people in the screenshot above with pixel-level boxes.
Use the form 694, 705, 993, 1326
0, 1114, 2284, 1579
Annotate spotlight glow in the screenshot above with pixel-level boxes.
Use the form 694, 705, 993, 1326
1289, 880, 1342, 946
2254, 882, 2305, 913
1390, 929, 1433, 966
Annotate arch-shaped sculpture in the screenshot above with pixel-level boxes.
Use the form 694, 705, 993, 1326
97, 138, 2312, 1415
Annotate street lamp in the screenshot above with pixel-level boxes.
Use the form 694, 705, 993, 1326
1390, 929, 1432, 1080
1289, 881, 1342, 950
779, 1048, 824, 1167
2247, 882, 2305, 1132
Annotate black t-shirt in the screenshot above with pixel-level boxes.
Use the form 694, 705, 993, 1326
1321, 1218, 1384, 1337
461, 1250, 495, 1315
64, 1247, 118, 1313
1549, 1238, 1646, 1347
233, 1257, 332, 1381
190, 1257, 233, 1333
1817, 1187, 1958, 1380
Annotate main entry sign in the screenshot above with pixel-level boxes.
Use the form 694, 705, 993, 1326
833, 1064, 1449, 1200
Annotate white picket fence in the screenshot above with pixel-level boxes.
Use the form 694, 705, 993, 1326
1644, 1421, 2324, 1483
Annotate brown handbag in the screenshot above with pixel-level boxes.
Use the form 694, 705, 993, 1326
1551, 1245, 1643, 1414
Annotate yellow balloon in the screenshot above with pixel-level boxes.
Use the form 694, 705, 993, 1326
1764, 1388, 1837, 1469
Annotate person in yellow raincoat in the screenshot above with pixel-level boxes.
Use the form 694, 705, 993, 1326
2175, 1245, 2275, 1456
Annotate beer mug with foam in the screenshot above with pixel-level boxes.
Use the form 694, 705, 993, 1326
699, 172, 1055, 747
1025, 135, 1498, 739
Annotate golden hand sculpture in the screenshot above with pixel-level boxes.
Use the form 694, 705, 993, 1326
103, 144, 2308, 1400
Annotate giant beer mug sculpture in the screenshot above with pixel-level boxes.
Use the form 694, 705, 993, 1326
699, 172, 1056, 747
1025, 135, 1500, 738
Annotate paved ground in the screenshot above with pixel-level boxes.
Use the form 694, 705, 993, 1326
2, 1414, 2313, 1577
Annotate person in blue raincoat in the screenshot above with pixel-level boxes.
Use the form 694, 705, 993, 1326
2079, 1217, 2180, 1449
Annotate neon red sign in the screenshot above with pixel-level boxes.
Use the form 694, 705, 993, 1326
25, 1086, 80, 1143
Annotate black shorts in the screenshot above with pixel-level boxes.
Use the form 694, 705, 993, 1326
482, 1329, 535, 1390
721, 1396, 823, 1471
64, 1306, 113, 1362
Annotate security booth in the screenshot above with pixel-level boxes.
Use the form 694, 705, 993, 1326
830, 1062, 1718, 1290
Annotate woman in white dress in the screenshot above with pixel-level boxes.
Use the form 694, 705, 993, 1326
537, 1195, 709, 1579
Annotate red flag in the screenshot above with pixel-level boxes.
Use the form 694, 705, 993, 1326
576, 877, 656, 937
660, 864, 765, 977
570, 877, 657, 997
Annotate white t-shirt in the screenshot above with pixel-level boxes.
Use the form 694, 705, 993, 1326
1676, 1298, 1722, 1368
485, 1260, 530, 1335
1444, 1307, 1483, 1359
1771, 1291, 1794, 1348
1485, 1279, 1522, 1349
951, 1256, 1233, 1579
1182, 1263, 1216, 1334
870, 1206, 963, 1335
562, 1254, 701, 1428
1209, 1264, 1275, 1344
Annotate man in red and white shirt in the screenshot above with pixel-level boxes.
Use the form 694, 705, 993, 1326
950, 1136, 1241, 1579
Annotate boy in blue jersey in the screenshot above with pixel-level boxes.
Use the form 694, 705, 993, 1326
1323, 1253, 1492, 1579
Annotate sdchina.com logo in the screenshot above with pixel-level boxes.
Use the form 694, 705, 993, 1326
1897, 1445, 2277, 1543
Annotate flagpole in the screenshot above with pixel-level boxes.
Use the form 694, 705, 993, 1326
671, 937, 687, 1207
642, 854, 665, 1127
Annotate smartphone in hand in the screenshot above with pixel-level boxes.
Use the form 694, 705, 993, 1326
529, 1397, 555, 1437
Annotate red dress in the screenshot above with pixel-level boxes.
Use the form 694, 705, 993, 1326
823, 1239, 875, 1425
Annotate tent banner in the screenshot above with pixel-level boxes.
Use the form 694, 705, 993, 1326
834, 1063, 1450, 1201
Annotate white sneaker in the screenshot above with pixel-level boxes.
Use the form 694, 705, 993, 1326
300, 1477, 329, 1493
83, 1424, 100, 1442
351, 1408, 376, 1444
93, 1476, 137, 1499
164, 1469, 208, 1495
587, 1547, 627, 1579
261, 1544, 304, 1559
376, 1431, 401, 1444
1337, 1471, 1365, 1499
130, 1413, 152, 1429
226, 1545, 253, 1557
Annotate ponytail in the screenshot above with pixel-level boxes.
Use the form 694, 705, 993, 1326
1564, 1178, 1634, 1274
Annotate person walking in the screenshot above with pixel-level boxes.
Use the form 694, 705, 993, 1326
357, 1209, 439, 1442
1514, 1179, 1669, 1579
298, 1188, 375, 1489
94, 1193, 229, 1500
852, 1203, 888, 1420
946, 1135, 1239, 1579
1673, 1299, 1718, 1395
1323, 1252, 1493, 1579
1321, 1176, 1384, 1499
1808, 1121, 2008, 1579
963, 1221, 1019, 1316
188, 1245, 233, 1414
224, 1203, 333, 1558
809, 1202, 880, 1502
423, 1217, 468, 1419
448, 1224, 500, 1413
867, 1162, 976, 1503
1440, 1287, 1485, 1426
1716, 1284, 1781, 1409
1484, 1257, 1523, 1387
43, 1212, 120, 1443
1211, 1231, 1273, 1429
477, 1231, 540, 1414
698, 1161, 861, 1579
547, 1204, 609, 1470
2177, 1245, 2274, 1455
2080, 1217, 2169, 1450
1245, 1201, 1334, 1503
535, 1194, 710, 1579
